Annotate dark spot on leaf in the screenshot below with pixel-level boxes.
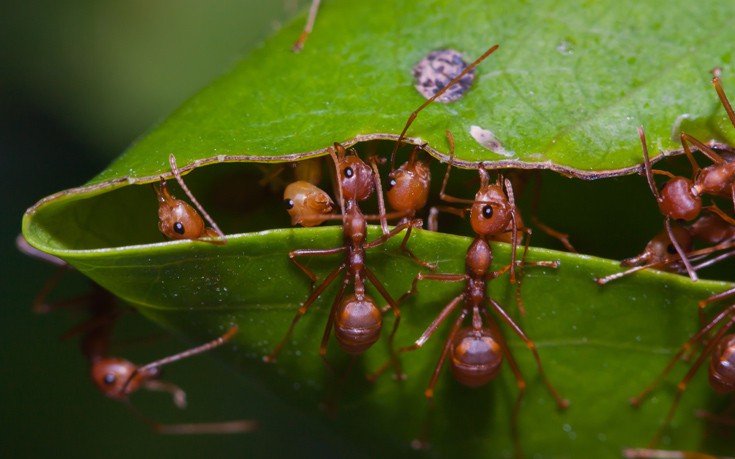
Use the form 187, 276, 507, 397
412, 49, 475, 103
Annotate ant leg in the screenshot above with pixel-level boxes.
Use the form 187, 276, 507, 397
486, 297, 569, 409
367, 220, 436, 270
410, 310, 468, 451
141, 379, 188, 409
368, 293, 464, 382
428, 205, 467, 231
713, 76, 735, 130
364, 267, 405, 379
680, 133, 704, 174
681, 133, 725, 165
168, 154, 226, 244
128, 325, 239, 389
647, 314, 735, 447
630, 303, 735, 408
124, 401, 256, 434
319, 279, 349, 373
664, 218, 698, 282
525, 171, 577, 252
367, 156, 390, 235
640, 128, 663, 202
264, 265, 345, 363
484, 314, 526, 459
291, 0, 321, 53
363, 219, 435, 271
503, 176, 519, 284
289, 246, 348, 285
32, 265, 71, 314
703, 205, 735, 227
697, 287, 735, 328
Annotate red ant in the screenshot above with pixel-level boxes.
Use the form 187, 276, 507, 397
34, 271, 254, 434
282, 157, 337, 227
154, 154, 226, 243
370, 154, 568, 455
595, 213, 735, 286
638, 76, 735, 282
263, 143, 429, 377
628, 301, 735, 450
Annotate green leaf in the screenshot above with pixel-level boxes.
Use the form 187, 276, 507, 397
20, 0, 735, 457
20, 216, 734, 457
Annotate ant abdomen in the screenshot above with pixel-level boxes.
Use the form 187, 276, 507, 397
469, 186, 512, 236
283, 180, 335, 227
709, 334, 735, 394
450, 327, 503, 388
386, 159, 431, 213
659, 176, 702, 221
333, 293, 382, 355
90, 357, 141, 399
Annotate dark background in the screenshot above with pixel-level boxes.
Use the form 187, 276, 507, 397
1, 1, 357, 457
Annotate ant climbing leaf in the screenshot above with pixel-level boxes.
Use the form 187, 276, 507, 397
16, 0, 735, 458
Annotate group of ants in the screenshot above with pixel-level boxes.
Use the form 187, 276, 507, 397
21, 42, 735, 459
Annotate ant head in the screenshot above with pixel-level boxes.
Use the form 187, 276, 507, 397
283, 181, 336, 227
333, 293, 382, 355
332, 144, 375, 202
450, 327, 503, 387
469, 169, 512, 237
622, 225, 693, 267
709, 334, 735, 394
386, 148, 431, 212
658, 176, 702, 222
154, 180, 207, 239
90, 357, 146, 399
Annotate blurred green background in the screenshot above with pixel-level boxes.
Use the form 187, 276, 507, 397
1, 1, 364, 457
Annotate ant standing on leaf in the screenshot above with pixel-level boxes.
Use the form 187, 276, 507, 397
30, 268, 255, 434
154, 154, 226, 244
370, 142, 569, 456
264, 143, 432, 377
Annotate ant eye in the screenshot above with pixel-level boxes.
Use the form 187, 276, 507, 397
482, 205, 494, 219
667, 244, 677, 254
103, 374, 116, 385
284, 199, 294, 210
344, 167, 354, 178
388, 178, 397, 190
173, 222, 185, 235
